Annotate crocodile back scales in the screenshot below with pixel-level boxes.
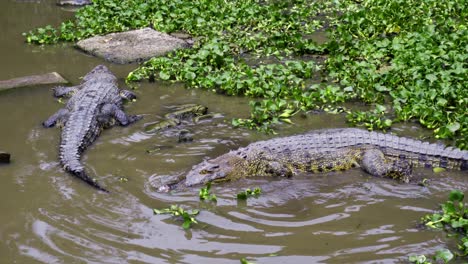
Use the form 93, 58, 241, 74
236, 128, 467, 170
60, 80, 120, 172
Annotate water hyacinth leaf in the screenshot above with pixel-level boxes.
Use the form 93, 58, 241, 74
184, 71, 196, 80
23, 0, 468, 149
375, 104, 387, 113
237, 192, 248, 200
383, 119, 392, 127
153, 205, 199, 229
434, 249, 453, 263
374, 84, 389, 92
237, 188, 262, 200
159, 71, 171, 80
199, 182, 217, 202
240, 258, 256, 264
153, 209, 164, 215
446, 122, 460, 133
182, 220, 191, 229
425, 73, 437, 83
448, 190, 464, 203
451, 218, 468, 229
408, 255, 427, 263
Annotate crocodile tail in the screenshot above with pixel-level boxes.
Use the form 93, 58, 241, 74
71, 169, 110, 193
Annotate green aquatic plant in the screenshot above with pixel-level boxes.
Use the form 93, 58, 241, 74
346, 104, 393, 131
153, 205, 199, 229
199, 182, 217, 202
240, 258, 256, 264
326, 0, 468, 149
24, 0, 468, 149
409, 249, 454, 264
237, 187, 262, 200
410, 190, 468, 263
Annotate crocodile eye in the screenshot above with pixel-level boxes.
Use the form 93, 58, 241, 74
200, 169, 211, 174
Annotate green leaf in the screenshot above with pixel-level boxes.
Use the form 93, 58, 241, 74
374, 84, 389, 92
383, 119, 392, 127
153, 209, 163, 215
451, 218, 468, 229
281, 118, 292, 124
240, 258, 255, 264
446, 122, 460, 133
237, 192, 248, 200
434, 249, 453, 263
425, 74, 437, 83
448, 190, 464, 202
182, 220, 191, 229
189, 209, 200, 216
375, 104, 387, 113
432, 167, 446, 173
408, 254, 427, 263
153, 205, 199, 229
159, 71, 171, 80
184, 71, 196, 80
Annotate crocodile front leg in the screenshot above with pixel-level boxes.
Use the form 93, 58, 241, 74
262, 160, 294, 177
43, 108, 69, 128
53, 85, 81, 98
119, 90, 137, 101
100, 103, 141, 126
360, 148, 412, 182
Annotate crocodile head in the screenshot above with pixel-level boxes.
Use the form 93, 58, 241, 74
83, 65, 116, 82
185, 153, 246, 187
165, 104, 208, 120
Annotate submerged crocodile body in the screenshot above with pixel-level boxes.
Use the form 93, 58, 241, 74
144, 104, 208, 133
43, 65, 140, 192
155, 128, 467, 191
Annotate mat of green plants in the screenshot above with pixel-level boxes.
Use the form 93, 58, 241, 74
25, 0, 468, 149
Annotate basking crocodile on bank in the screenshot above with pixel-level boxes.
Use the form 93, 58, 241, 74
43, 65, 141, 192
154, 128, 467, 191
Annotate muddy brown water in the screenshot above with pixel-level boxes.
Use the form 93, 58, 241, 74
1, 1, 467, 263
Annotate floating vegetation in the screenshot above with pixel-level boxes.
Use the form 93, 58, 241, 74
153, 205, 199, 229
237, 187, 262, 200
24, 0, 468, 149
409, 190, 468, 263
199, 182, 217, 202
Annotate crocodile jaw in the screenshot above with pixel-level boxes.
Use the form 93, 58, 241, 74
185, 154, 242, 187
185, 160, 226, 186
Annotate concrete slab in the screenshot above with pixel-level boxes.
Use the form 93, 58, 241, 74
0, 72, 68, 92
76, 28, 191, 64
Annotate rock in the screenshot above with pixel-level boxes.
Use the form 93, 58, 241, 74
76, 28, 191, 64
0, 151, 10, 163
57, 0, 91, 6
0, 72, 68, 92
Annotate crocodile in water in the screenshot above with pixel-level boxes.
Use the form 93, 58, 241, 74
154, 128, 467, 191
43, 65, 141, 192
144, 104, 208, 133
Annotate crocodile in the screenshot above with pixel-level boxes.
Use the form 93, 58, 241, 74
144, 104, 208, 133
43, 65, 141, 192
153, 128, 467, 191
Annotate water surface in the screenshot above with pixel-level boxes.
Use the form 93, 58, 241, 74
0, 1, 467, 263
